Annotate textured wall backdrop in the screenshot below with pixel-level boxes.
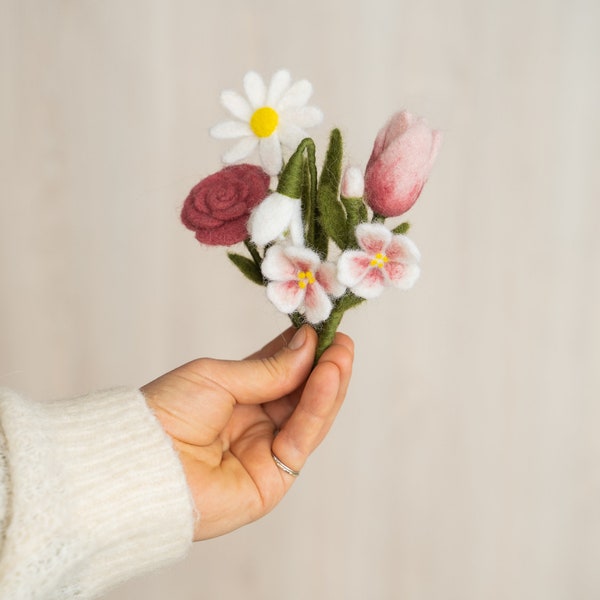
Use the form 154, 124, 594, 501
2, 1, 599, 599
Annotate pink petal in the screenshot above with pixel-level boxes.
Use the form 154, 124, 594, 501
282, 245, 321, 273
386, 262, 421, 290
316, 262, 346, 298
266, 280, 305, 314
355, 223, 392, 256
385, 235, 421, 264
336, 250, 372, 287
303, 283, 333, 324
261, 244, 297, 281
350, 267, 386, 299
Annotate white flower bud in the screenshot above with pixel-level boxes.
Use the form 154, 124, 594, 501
341, 166, 365, 198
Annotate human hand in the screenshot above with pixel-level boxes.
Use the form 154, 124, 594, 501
141, 326, 354, 541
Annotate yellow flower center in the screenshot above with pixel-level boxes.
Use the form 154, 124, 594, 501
370, 252, 389, 268
250, 106, 279, 138
297, 270, 316, 289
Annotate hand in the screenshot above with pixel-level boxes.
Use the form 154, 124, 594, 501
141, 326, 354, 541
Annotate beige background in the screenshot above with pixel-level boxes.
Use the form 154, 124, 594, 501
2, 0, 600, 598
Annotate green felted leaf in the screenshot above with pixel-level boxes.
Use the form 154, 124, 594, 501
278, 137, 315, 199
227, 252, 264, 286
316, 129, 348, 250
341, 196, 368, 248
302, 146, 318, 249
335, 291, 366, 312
392, 221, 411, 235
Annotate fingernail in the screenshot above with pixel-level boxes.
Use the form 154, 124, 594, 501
288, 326, 307, 351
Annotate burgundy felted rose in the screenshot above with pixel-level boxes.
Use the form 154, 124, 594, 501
181, 164, 270, 246
364, 111, 442, 217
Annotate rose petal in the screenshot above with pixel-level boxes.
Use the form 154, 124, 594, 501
266, 280, 305, 314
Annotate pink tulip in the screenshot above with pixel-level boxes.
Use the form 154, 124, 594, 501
364, 111, 442, 217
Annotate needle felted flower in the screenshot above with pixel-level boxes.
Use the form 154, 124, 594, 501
261, 244, 345, 324
337, 223, 421, 299
247, 191, 304, 247
364, 111, 442, 217
181, 164, 270, 246
210, 70, 323, 176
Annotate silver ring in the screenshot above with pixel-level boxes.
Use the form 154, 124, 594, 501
271, 452, 300, 477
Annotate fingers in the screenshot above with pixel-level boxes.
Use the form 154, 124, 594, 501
193, 325, 318, 406
271, 332, 354, 478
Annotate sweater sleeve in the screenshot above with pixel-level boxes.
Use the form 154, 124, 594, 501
0, 387, 195, 599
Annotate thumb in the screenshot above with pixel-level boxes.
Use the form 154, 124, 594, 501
201, 325, 317, 405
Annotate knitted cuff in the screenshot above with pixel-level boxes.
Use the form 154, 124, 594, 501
0, 387, 194, 599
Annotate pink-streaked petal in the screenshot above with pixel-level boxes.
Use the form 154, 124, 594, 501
258, 133, 283, 176
243, 71, 267, 108
266, 70, 292, 106
220, 90, 252, 121
280, 106, 323, 129
281, 245, 321, 273
355, 223, 392, 256
303, 283, 334, 324
277, 79, 313, 111
386, 262, 420, 290
210, 120, 253, 140
385, 235, 421, 264
261, 244, 298, 281
350, 267, 386, 299
267, 280, 305, 314
248, 192, 295, 246
337, 250, 372, 287
221, 136, 258, 164
316, 262, 346, 297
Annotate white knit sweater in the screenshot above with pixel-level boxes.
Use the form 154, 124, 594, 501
0, 387, 194, 599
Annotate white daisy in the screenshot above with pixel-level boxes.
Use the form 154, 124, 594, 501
210, 70, 323, 176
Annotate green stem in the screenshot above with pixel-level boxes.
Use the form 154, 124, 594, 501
244, 239, 262, 268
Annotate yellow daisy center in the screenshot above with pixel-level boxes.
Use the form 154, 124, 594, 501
370, 252, 389, 269
297, 270, 316, 289
250, 106, 279, 138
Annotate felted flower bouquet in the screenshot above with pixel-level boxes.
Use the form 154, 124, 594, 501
181, 70, 441, 359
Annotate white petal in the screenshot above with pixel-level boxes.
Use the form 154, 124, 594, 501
266, 70, 292, 106
243, 71, 267, 108
281, 245, 321, 272
210, 120, 252, 139
258, 134, 283, 176
350, 268, 386, 299
303, 284, 333, 324
248, 193, 295, 246
355, 223, 392, 255
317, 262, 346, 298
222, 136, 258, 164
267, 280, 305, 314
277, 79, 313, 110
261, 244, 297, 281
220, 90, 252, 121
288, 200, 305, 245
337, 250, 371, 287
388, 263, 421, 290
277, 122, 308, 149
281, 106, 323, 128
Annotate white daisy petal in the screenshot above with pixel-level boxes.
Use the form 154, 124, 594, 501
210, 120, 253, 139
243, 71, 267, 108
222, 136, 258, 164
277, 79, 313, 111
281, 106, 324, 129
258, 134, 283, 176
220, 90, 252, 121
266, 69, 292, 106
277, 122, 308, 149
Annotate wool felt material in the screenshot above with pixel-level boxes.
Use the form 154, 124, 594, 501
364, 110, 442, 217
0, 387, 193, 599
210, 70, 323, 176
182, 164, 270, 246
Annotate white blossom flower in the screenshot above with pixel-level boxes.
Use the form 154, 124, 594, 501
262, 244, 345, 324
247, 192, 304, 247
210, 70, 323, 176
